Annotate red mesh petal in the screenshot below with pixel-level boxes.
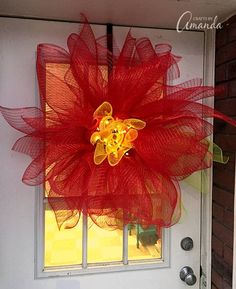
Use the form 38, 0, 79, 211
13, 136, 43, 158
0, 106, 43, 134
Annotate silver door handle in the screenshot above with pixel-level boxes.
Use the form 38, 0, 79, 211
179, 266, 197, 286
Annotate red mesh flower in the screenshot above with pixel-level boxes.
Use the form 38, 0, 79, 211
1, 16, 236, 231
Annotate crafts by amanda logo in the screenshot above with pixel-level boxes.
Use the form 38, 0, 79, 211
176, 11, 223, 33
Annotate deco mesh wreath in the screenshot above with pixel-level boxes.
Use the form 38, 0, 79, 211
1, 16, 236, 231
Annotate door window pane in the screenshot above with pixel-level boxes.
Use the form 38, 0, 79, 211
44, 203, 83, 267
87, 218, 123, 263
128, 224, 162, 261
44, 63, 163, 268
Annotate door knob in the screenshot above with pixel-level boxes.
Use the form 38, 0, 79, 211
179, 266, 197, 286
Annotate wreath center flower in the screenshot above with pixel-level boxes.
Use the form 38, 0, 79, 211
90, 101, 146, 166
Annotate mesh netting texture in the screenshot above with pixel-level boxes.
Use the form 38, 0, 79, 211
1, 16, 236, 231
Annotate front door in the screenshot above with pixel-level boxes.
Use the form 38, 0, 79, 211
0, 17, 207, 289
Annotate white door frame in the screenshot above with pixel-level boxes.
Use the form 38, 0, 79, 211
200, 29, 216, 289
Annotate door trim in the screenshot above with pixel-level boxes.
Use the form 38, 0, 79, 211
200, 28, 216, 289
35, 183, 171, 278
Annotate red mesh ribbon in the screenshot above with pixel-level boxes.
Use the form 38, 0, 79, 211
1, 16, 236, 231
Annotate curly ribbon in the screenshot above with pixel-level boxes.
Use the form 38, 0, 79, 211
184, 142, 229, 194
213, 143, 229, 164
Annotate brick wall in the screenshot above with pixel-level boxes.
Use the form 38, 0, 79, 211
212, 16, 236, 289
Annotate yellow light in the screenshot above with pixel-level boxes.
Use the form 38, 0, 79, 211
90, 102, 146, 166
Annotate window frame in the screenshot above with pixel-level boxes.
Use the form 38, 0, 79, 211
34, 55, 171, 278
35, 185, 170, 278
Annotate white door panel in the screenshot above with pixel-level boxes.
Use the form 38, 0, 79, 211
112, 26, 203, 289
0, 18, 204, 289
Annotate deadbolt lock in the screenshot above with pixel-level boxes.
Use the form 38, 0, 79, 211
181, 237, 194, 251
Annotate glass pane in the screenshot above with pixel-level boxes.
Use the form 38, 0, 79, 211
87, 218, 123, 263
128, 224, 162, 261
44, 203, 83, 267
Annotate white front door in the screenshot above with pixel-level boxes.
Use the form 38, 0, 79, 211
0, 17, 207, 289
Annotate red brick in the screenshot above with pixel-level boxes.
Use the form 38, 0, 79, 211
214, 133, 236, 153
212, 235, 223, 257
215, 83, 228, 99
214, 121, 236, 135
216, 41, 236, 65
221, 151, 236, 161
224, 245, 233, 266
223, 280, 232, 289
212, 253, 225, 275
214, 158, 236, 173
214, 98, 236, 116
228, 79, 236, 96
228, 25, 236, 42
215, 64, 227, 82
212, 252, 233, 285
224, 15, 236, 27
227, 60, 236, 79
212, 220, 233, 248
213, 167, 235, 192
213, 18, 235, 289
220, 151, 236, 161
223, 267, 233, 286
212, 269, 223, 288
216, 28, 228, 49
224, 210, 234, 230
212, 187, 234, 210
213, 203, 224, 222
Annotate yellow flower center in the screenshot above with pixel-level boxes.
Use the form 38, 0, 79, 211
90, 102, 146, 166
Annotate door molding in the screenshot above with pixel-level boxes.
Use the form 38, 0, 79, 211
200, 28, 216, 289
